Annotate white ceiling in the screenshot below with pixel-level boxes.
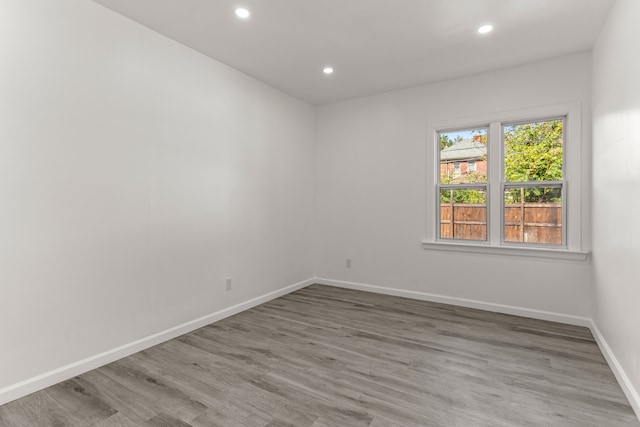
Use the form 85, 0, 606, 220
91, 0, 615, 105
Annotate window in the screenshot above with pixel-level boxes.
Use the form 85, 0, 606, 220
467, 160, 476, 172
425, 104, 587, 260
503, 119, 564, 245
438, 128, 488, 241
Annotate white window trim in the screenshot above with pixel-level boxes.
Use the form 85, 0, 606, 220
423, 103, 589, 261
421, 240, 589, 261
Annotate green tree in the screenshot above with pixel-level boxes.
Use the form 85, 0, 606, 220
440, 135, 453, 150
440, 187, 486, 204
440, 134, 463, 150
504, 120, 563, 203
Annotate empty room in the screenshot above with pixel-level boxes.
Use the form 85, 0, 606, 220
1, 0, 639, 425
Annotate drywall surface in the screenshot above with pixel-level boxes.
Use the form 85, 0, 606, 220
0, 0, 314, 389
592, 0, 640, 410
315, 53, 592, 317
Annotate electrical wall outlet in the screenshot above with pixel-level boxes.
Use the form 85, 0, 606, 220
346, 258, 352, 268
225, 277, 233, 291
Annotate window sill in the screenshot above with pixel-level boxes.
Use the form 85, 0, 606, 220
421, 241, 590, 261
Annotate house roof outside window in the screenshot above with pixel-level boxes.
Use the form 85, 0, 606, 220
440, 138, 487, 162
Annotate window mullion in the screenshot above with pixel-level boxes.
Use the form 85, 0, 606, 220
488, 121, 502, 245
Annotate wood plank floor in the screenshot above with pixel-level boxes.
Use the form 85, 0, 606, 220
1, 284, 638, 426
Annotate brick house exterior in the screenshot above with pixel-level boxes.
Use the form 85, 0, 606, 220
440, 134, 487, 182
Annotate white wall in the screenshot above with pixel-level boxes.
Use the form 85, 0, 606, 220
3, 0, 629, 409
0, 0, 314, 391
592, 0, 640, 411
316, 53, 592, 318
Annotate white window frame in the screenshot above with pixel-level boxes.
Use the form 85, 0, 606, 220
437, 127, 489, 242
423, 103, 589, 261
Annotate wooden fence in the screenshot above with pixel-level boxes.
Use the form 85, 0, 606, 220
440, 202, 562, 244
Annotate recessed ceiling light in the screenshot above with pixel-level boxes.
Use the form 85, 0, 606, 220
235, 8, 250, 19
478, 24, 493, 34
323, 67, 334, 75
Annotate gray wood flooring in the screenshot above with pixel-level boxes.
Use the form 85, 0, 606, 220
1, 284, 638, 426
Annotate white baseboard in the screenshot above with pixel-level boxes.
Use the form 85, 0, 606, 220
4, 276, 638, 424
0, 277, 316, 406
314, 277, 591, 327
590, 320, 640, 421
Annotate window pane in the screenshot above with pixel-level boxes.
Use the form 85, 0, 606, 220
439, 128, 487, 184
440, 188, 487, 241
504, 187, 562, 245
504, 119, 563, 182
